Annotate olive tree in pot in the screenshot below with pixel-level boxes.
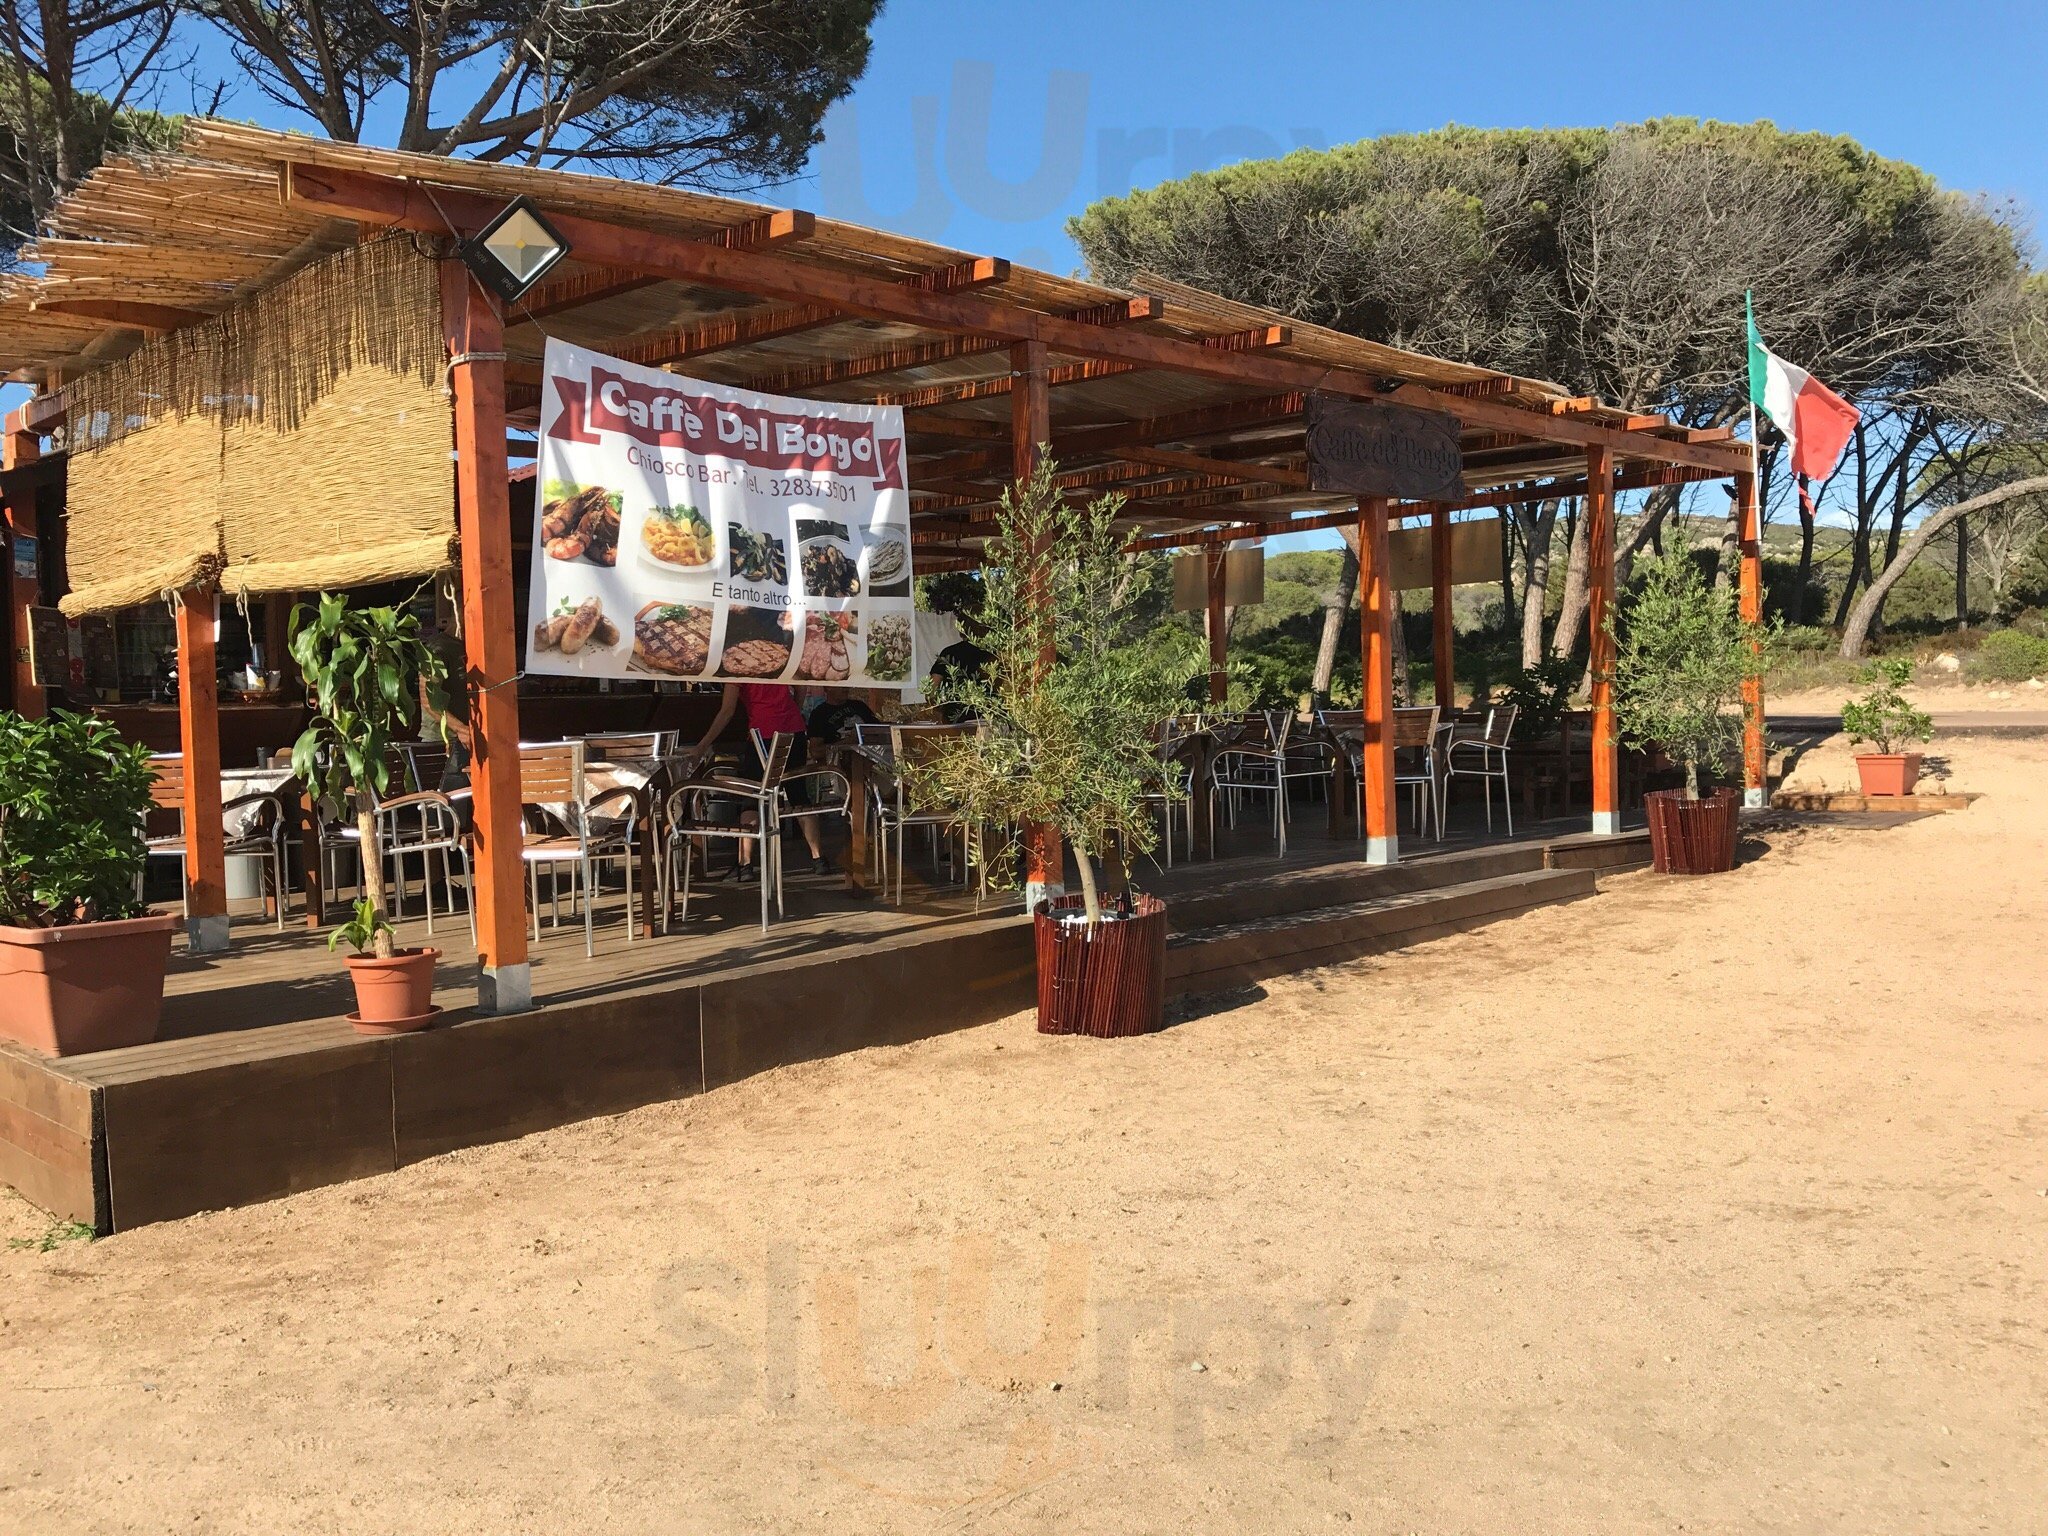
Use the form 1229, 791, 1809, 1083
909, 460, 1200, 1036
1609, 546, 1766, 875
0, 711, 175, 1054
290, 593, 449, 1032
1841, 658, 1934, 796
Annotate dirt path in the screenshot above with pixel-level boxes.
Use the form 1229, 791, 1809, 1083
5, 738, 2044, 1534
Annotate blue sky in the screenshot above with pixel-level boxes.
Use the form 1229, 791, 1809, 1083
14, 2, 2046, 544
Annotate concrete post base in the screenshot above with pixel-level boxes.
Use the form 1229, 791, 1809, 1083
1366, 835, 1398, 866
1023, 880, 1065, 913
184, 912, 231, 954
1591, 811, 1622, 835
1744, 787, 1767, 809
478, 962, 533, 1014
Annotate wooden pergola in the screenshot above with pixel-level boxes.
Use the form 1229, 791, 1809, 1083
0, 123, 1765, 1011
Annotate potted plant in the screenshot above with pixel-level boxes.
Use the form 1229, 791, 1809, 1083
1841, 657, 1933, 796
289, 593, 448, 1032
909, 460, 1200, 1036
1608, 546, 1765, 875
0, 710, 177, 1055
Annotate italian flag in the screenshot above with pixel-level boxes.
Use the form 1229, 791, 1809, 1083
1747, 291, 1860, 506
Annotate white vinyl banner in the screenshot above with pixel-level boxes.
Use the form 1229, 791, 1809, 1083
525, 338, 916, 688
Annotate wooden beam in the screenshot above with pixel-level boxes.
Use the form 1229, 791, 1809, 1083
1586, 445, 1620, 834
277, 162, 1753, 476
1359, 500, 1398, 864
1431, 504, 1454, 709
32, 298, 211, 333
881, 325, 1291, 411
737, 296, 1161, 396
1119, 445, 1310, 489
175, 590, 229, 952
1547, 397, 1597, 415
442, 262, 532, 1011
505, 210, 819, 321
1206, 547, 1228, 707
609, 255, 1011, 372
2, 413, 44, 719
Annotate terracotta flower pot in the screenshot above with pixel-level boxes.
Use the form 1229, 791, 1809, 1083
343, 947, 441, 1034
1854, 753, 1923, 798
0, 912, 178, 1056
1643, 788, 1740, 875
1033, 894, 1168, 1037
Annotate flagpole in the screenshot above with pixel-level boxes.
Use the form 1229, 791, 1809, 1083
1745, 381, 1767, 811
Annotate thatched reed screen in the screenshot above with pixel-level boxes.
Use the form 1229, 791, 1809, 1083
59, 237, 455, 616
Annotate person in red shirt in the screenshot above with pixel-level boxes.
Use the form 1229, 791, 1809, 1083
685, 682, 827, 876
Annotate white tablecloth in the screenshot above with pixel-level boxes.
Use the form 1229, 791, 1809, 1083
220, 769, 295, 840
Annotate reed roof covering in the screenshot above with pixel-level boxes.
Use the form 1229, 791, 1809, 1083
5, 122, 1747, 558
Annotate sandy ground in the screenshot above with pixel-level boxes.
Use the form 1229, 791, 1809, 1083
4, 735, 2045, 1535
1772, 679, 2048, 716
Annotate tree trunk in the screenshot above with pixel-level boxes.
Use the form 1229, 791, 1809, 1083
1390, 601, 1410, 704
1953, 516, 1969, 624
356, 800, 394, 958
1517, 499, 1559, 668
1550, 498, 1592, 661
1712, 491, 1742, 590
1795, 514, 1817, 624
1841, 476, 2048, 657
1073, 845, 1102, 929
1310, 543, 1358, 705
1497, 514, 1517, 628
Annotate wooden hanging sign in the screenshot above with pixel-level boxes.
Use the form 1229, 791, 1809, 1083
1305, 394, 1465, 502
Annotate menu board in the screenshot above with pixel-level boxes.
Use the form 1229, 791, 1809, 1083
525, 338, 916, 689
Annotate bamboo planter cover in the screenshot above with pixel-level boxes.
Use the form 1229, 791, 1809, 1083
1644, 789, 1740, 875
1033, 893, 1168, 1037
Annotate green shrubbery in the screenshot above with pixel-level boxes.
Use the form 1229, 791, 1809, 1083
1969, 628, 2048, 681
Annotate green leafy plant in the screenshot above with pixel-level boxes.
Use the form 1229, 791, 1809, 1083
1968, 627, 2048, 682
289, 594, 447, 959
327, 896, 397, 956
1841, 657, 1934, 755
0, 711, 155, 928
909, 459, 1204, 928
8, 1218, 97, 1252
1609, 546, 1766, 799
1500, 656, 1580, 742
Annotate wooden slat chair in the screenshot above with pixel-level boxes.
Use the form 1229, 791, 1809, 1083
1392, 705, 1444, 840
582, 730, 664, 762
518, 739, 640, 957
143, 753, 291, 930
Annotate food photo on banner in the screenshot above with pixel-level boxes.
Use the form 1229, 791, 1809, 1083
525, 338, 916, 689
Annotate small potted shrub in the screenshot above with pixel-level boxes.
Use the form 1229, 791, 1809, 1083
1609, 546, 1765, 875
1841, 658, 1934, 796
910, 460, 1200, 1036
0, 710, 177, 1055
290, 593, 448, 1032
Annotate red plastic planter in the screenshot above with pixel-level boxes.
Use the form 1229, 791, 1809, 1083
343, 947, 442, 1033
1854, 753, 1923, 797
1033, 894, 1168, 1037
0, 913, 177, 1055
1644, 789, 1740, 875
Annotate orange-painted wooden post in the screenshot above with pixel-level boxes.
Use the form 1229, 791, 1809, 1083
1586, 446, 1621, 834
1430, 503, 1454, 709
442, 263, 532, 1012
1205, 546, 1228, 705
175, 588, 230, 951
2, 405, 45, 721
1012, 338, 1064, 907
1737, 467, 1766, 805
1359, 499, 1398, 865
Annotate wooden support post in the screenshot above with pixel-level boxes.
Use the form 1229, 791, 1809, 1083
1430, 503, 1455, 709
1586, 445, 1621, 834
1359, 499, 1398, 865
442, 263, 532, 1012
1205, 547, 1228, 705
175, 589, 230, 952
1737, 468, 1767, 806
2, 406, 44, 720
1012, 337, 1063, 907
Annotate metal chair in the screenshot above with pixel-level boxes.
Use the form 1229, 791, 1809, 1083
1392, 705, 1444, 840
518, 740, 640, 956
870, 724, 976, 905
661, 732, 795, 932
1443, 704, 1520, 836
375, 788, 474, 940
757, 730, 851, 906
1208, 710, 1294, 858
1136, 716, 1198, 868
143, 754, 291, 931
